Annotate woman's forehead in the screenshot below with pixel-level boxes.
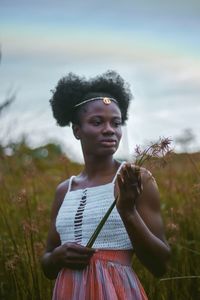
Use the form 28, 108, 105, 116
82, 100, 121, 117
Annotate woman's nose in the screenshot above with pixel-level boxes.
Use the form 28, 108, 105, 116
102, 123, 115, 135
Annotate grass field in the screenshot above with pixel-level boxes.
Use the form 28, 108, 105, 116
0, 142, 200, 300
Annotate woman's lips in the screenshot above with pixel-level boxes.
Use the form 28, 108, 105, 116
99, 140, 117, 147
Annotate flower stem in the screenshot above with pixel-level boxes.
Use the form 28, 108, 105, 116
86, 197, 117, 248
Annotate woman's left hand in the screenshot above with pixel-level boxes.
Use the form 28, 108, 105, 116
116, 163, 143, 215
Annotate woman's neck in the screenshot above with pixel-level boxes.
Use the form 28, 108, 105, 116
82, 156, 119, 179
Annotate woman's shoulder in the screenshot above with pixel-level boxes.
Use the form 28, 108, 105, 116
56, 178, 70, 194
140, 167, 156, 183
53, 178, 72, 212
137, 167, 160, 210
127, 164, 156, 184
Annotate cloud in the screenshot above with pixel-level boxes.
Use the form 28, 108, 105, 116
1, 0, 200, 160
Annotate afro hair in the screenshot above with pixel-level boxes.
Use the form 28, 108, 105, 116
50, 70, 133, 126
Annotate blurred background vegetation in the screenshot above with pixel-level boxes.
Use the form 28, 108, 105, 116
1, 134, 200, 300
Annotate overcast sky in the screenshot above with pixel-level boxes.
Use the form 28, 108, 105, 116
1, 0, 200, 162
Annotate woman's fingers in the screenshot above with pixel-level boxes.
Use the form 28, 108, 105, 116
116, 164, 145, 214
129, 164, 143, 194
119, 164, 143, 195
60, 243, 96, 267
117, 173, 124, 190
67, 243, 95, 255
52, 242, 95, 270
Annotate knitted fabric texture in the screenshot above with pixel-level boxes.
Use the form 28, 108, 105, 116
56, 164, 133, 249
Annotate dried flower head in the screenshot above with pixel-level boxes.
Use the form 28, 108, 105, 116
5, 254, 20, 271
22, 220, 39, 235
134, 137, 173, 168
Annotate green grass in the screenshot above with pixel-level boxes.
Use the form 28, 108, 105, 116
0, 144, 200, 300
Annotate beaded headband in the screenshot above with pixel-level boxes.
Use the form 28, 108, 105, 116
74, 97, 118, 108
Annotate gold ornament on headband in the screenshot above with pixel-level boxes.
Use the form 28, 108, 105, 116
74, 96, 118, 108
103, 97, 111, 105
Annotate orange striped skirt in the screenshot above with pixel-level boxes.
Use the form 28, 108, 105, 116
52, 250, 148, 300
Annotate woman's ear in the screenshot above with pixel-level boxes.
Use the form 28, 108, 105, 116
72, 124, 81, 140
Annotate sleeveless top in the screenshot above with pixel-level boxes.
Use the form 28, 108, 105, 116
56, 162, 133, 250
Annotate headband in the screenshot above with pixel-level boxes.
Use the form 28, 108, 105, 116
74, 97, 118, 108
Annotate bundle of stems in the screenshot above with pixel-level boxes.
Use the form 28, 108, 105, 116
86, 137, 172, 248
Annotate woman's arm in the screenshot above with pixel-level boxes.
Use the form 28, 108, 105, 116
116, 164, 171, 277
41, 181, 95, 279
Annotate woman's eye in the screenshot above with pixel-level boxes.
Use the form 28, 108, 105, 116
113, 121, 122, 127
92, 120, 101, 126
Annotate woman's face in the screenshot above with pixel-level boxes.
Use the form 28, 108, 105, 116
74, 100, 122, 157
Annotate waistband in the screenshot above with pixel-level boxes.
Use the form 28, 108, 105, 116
91, 249, 133, 266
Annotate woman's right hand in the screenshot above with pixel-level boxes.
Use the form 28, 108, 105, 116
51, 242, 96, 270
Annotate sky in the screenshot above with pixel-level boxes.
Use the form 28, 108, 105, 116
0, 0, 200, 162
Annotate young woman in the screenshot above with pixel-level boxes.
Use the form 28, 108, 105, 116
41, 71, 170, 300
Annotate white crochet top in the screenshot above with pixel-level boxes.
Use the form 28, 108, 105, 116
56, 162, 133, 250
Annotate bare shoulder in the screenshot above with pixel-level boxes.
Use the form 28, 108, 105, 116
56, 179, 70, 201
137, 167, 167, 241
140, 167, 156, 184
138, 167, 160, 211
51, 179, 71, 219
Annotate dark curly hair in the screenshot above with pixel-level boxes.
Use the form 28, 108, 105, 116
50, 70, 133, 126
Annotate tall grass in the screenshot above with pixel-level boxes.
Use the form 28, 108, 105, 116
0, 144, 200, 299
134, 152, 200, 300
